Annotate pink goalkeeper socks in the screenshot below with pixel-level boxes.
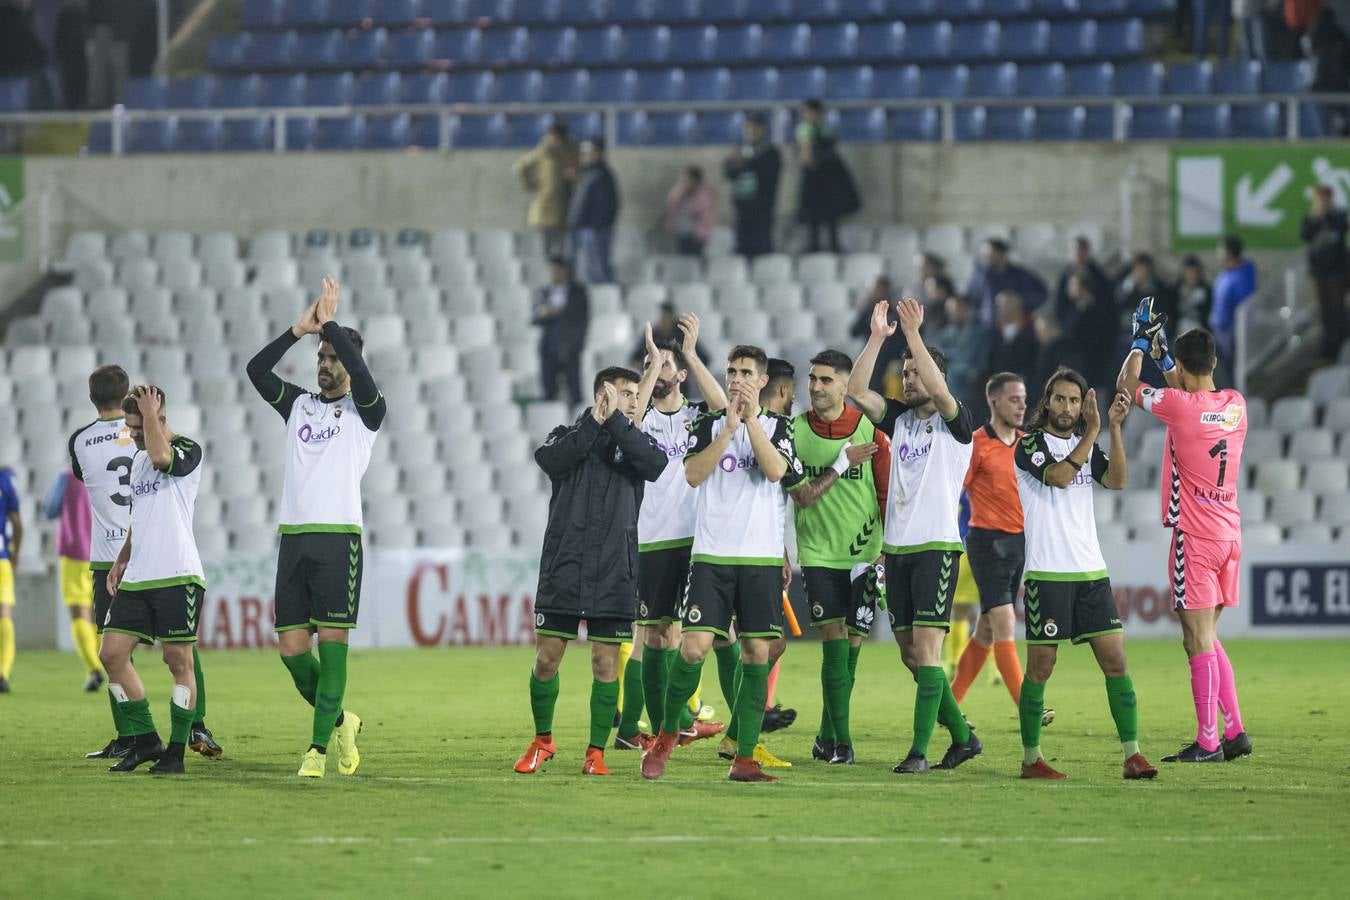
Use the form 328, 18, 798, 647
1189, 652, 1220, 752
1213, 639, 1246, 740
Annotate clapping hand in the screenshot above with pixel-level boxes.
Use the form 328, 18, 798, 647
1082, 387, 1100, 433
316, 275, 339, 326
1107, 391, 1131, 426
869, 299, 897, 339
895, 297, 924, 336
677, 313, 701, 357
1131, 297, 1166, 351
591, 382, 618, 424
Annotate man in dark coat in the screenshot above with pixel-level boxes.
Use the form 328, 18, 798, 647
567, 137, 620, 284
532, 256, 589, 405
723, 115, 781, 259
515, 365, 666, 777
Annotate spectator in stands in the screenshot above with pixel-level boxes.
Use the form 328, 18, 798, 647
989, 291, 1039, 384
794, 99, 860, 254
724, 114, 781, 259
919, 273, 953, 337
663, 166, 716, 257
1301, 183, 1350, 357
935, 291, 996, 413
1193, 0, 1233, 58
513, 122, 578, 258
0, 0, 48, 82
1062, 271, 1118, 390
1233, 0, 1269, 59
532, 256, 589, 405
86, 0, 133, 108
849, 275, 895, 341
631, 302, 709, 367
1115, 252, 1178, 337
1054, 236, 1111, 321
54, 0, 88, 110
1032, 307, 1079, 394
1176, 254, 1214, 335
909, 251, 947, 298
966, 238, 1048, 326
1210, 235, 1258, 372
567, 137, 620, 285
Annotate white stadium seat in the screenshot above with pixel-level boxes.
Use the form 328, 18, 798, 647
109, 231, 151, 261
751, 254, 793, 286
1271, 396, 1315, 432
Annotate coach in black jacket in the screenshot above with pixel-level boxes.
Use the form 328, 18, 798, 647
515, 364, 666, 776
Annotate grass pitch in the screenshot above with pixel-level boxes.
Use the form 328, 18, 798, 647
1, 639, 1347, 899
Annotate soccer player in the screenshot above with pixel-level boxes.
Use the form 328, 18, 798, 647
784, 350, 890, 766
0, 463, 21, 693
246, 276, 383, 778
516, 367, 666, 775
71, 365, 218, 760
641, 346, 805, 782
1014, 368, 1157, 780
99, 386, 206, 774
42, 468, 103, 690
618, 314, 728, 752
1116, 309, 1252, 763
951, 373, 1055, 726
848, 298, 981, 774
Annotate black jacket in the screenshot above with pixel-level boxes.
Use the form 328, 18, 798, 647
724, 141, 781, 217
567, 161, 620, 230
534, 410, 666, 619
531, 281, 589, 352
1301, 210, 1350, 277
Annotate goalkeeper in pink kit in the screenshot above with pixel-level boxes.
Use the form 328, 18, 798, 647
1117, 299, 1252, 763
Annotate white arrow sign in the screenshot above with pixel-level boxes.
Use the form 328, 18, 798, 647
1235, 163, 1293, 227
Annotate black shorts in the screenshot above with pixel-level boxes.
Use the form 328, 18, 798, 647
884, 548, 961, 631
803, 564, 883, 636
274, 532, 364, 632
682, 562, 782, 640
104, 581, 204, 644
535, 612, 633, 644
965, 528, 1026, 613
92, 566, 114, 635
636, 544, 693, 625
1023, 577, 1123, 645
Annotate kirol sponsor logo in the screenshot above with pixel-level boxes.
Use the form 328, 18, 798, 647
298, 423, 342, 444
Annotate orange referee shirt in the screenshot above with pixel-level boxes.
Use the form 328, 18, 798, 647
963, 423, 1024, 534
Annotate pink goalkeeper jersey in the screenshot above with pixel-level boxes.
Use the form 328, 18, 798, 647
1135, 385, 1246, 542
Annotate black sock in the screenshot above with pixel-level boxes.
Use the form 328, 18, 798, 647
309, 743, 327, 754
165, 741, 185, 759
334, 712, 344, 728
135, 732, 162, 749
192, 720, 205, 731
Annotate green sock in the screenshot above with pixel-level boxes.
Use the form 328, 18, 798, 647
118, 697, 156, 737
662, 654, 704, 734
735, 662, 771, 758
529, 671, 559, 736
281, 651, 320, 706
936, 671, 971, 743
660, 648, 696, 730
1020, 679, 1046, 764
713, 641, 739, 709
191, 646, 207, 723
911, 666, 945, 756
1105, 674, 1140, 759
643, 647, 669, 731
817, 702, 835, 743
616, 658, 645, 739
725, 658, 744, 742
108, 688, 128, 737
590, 678, 620, 748
678, 700, 695, 730
312, 641, 348, 750
822, 643, 862, 743
821, 639, 852, 745
169, 686, 194, 745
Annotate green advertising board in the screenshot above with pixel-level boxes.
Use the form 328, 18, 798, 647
0, 157, 22, 262
1172, 145, 1350, 252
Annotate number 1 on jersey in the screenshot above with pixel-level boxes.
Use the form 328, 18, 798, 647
1207, 439, 1228, 488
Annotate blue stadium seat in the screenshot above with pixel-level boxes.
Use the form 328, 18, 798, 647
1080, 0, 1128, 11
513, 0, 561, 21
495, 69, 542, 102
838, 0, 888, 16
208, 34, 250, 70
338, 28, 387, 68
1001, 19, 1049, 60
953, 20, 1000, 61
890, 0, 938, 15
293, 30, 341, 68
462, 0, 503, 19
558, 0, 612, 25
403, 72, 448, 103
1262, 60, 1311, 93
1017, 62, 1064, 96
327, 0, 373, 27
1165, 61, 1212, 95
685, 67, 729, 101
445, 71, 494, 103
633, 68, 681, 101
617, 110, 648, 144
814, 22, 859, 61
858, 21, 904, 59
648, 111, 697, 145
87, 121, 112, 153
827, 65, 874, 100
872, 64, 920, 97
243, 0, 284, 28
890, 105, 940, 141
714, 24, 761, 63
741, 0, 795, 20
1034, 105, 1084, 140
409, 113, 443, 147
919, 64, 969, 98
985, 0, 1033, 14
954, 106, 986, 140
573, 26, 622, 64
1097, 18, 1143, 58
420, 0, 462, 24
1214, 60, 1261, 95
222, 116, 273, 151
619, 25, 670, 64
986, 105, 1035, 140
353, 72, 400, 105
304, 73, 353, 106
902, 21, 952, 62
283, 0, 330, 28
727, 66, 776, 100
969, 62, 1017, 97
763, 23, 812, 63
1048, 20, 1096, 60
553, 111, 603, 141
655, 0, 704, 23
1180, 104, 1230, 139
373, 0, 420, 26
1113, 60, 1163, 95
127, 119, 176, 154
1230, 101, 1281, 138
434, 29, 481, 65
836, 107, 887, 142
1080, 105, 1115, 139
529, 26, 575, 64
387, 29, 433, 68
258, 73, 305, 106
212, 75, 259, 107
541, 69, 588, 102
589, 68, 636, 102
1065, 62, 1112, 96
667, 25, 715, 65
314, 116, 365, 150
698, 110, 744, 145
174, 117, 223, 152
1029, 0, 1072, 12
166, 76, 213, 108
125, 76, 166, 108
245, 30, 296, 68
481, 27, 529, 65
364, 113, 411, 149
778, 65, 826, 100
504, 113, 553, 147
1125, 103, 1180, 139
609, 0, 655, 23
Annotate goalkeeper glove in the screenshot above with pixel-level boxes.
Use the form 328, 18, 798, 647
1131, 296, 1166, 354
1150, 326, 1175, 373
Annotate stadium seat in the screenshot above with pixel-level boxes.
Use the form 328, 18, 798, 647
763, 23, 812, 63
1017, 62, 1064, 97
338, 28, 387, 68
826, 65, 873, 100
283, 0, 329, 28
619, 25, 671, 65
1255, 460, 1301, 494
573, 25, 622, 64
1048, 19, 1095, 60
889, 106, 940, 141
1125, 103, 1180, 139
873, 64, 920, 98
1215, 60, 1261, 95
685, 67, 728, 102
208, 33, 250, 70
304, 72, 353, 106
529, 26, 576, 65
920, 65, 969, 99
903, 21, 952, 61
1097, 18, 1142, 57
212, 74, 260, 107
481, 26, 530, 65
243, 0, 283, 27
815, 22, 858, 61
245, 30, 296, 69
970, 63, 1017, 97
1001, 19, 1049, 59
353, 72, 400, 106
1272, 396, 1315, 432
293, 30, 341, 69
1165, 61, 1212, 95
125, 76, 166, 108
538, 69, 588, 103
1114, 60, 1164, 95
1270, 490, 1316, 528
1231, 102, 1281, 138
697, 111, 744, 145
364, 114, 410, 149
1066, 61, 1113, 96
1034, 105, 1085, 140
953, 20, 1000, 61
728, 66, 776, 101
127, 119, 176, 154
634, 69, 682, 103
446, 71, 495, 104
496, 69, 543, 103
779, 66, 826, 100
1180, 104, 1230, 139
589, 68, 636, 102
222, 117, 273, 151
166, 77, 213, 108
858, 21, 904, 59
258, 74, 305, 106
836, 108, 887, 142
1263, 59, 1312, 93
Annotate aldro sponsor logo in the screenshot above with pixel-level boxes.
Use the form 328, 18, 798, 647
718, 453, 758, 473
298, 423, 342, 444
895, 441, 932, 464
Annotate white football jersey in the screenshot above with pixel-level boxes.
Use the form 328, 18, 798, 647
121, 436, 204, 590
1015, 430, 1113, 581
637, 399, 704, 552
68, 416, 135, 568
882, 402, 974, 555
277, 393, 378, 534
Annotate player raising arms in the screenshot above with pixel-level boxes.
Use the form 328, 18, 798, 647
1117, 304, 1252, 763
246, 276, 384, 778
848, 298, 980, 775
1014, 368, 1157, 780
641, 345, 805, 783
